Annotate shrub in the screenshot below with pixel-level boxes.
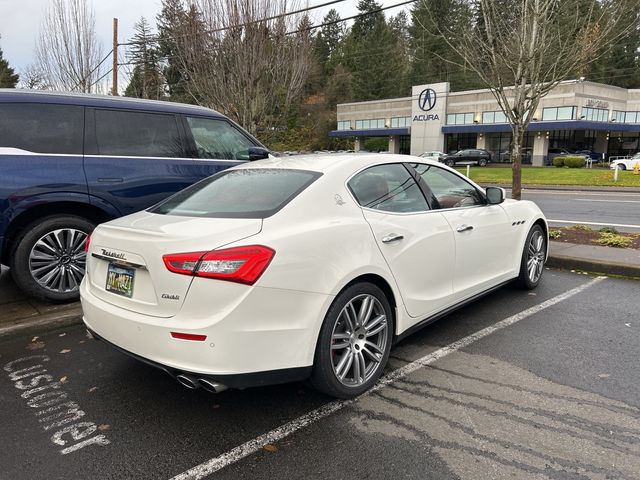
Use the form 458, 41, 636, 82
599, 226, 619, 234
549, 229, 562, 239
563, 156, 586, 168
552, 156, 565, 167
571, 224, 592, 231
597, 232, 632, 248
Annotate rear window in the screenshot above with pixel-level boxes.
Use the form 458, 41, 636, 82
0, 103, 83, 154
149, 168, 322, 218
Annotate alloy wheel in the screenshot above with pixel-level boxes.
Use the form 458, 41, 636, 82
526, 230, 546, 283
330, 294, 389, 387
28, 228, 88, 294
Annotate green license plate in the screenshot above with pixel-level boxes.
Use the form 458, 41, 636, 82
105, 263, 135, 298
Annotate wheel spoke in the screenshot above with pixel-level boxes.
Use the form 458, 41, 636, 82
363, 341, 383, 362
364, 312, 384, 331
357, 296, 374, 328
335, 351, 353, 380
331, 340, 350, 351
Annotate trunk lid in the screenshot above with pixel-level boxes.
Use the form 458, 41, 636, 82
85, 210, 262, 317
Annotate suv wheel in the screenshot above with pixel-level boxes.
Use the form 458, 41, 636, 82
445, 158, 455, 167
10, 216, 95, 302
478, 158, 488, 167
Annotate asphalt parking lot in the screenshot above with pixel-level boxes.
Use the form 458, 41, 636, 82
1, 269, 638, 480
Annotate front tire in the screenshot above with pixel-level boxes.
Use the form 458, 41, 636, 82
10, 215, 95, 302
445, 158, 455, 167
478, 158, 488, 167
310, 282, 393, 399
517, 225, 546, 289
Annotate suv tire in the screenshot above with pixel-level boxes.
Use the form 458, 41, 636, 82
10, 215, 95, 303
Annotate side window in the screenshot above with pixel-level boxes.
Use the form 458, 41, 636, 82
186, 117, 256, 160
94, 109, 184, 157
348, 164, 429, 213
0, 103, 83, 154
412, 164, 484, 209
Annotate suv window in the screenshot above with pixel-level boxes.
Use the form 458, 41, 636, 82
348, 164, 429, 213
94, 109, 184, 157
0, 103, 83, 154
412, 164, 484, 209
186, 116, 256, 160
150, 168, 321, 218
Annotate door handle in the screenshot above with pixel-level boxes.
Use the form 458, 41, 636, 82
456, 224, 474, 232
382, 233, 404, 243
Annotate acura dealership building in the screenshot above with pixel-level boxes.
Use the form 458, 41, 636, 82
330, 80, 640, 166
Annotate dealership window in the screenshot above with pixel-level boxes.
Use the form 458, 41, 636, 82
446, 112, 474, 125
355, 118, 385, 129
542, 106, 576, 121
337, 120, 351, 130
391, 116, 411, 128
582, 107, 608, 122
612, 111, 639, 123
481, 111, 507, 123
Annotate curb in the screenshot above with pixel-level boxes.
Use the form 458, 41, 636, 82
0, 310, 83, 340
479, 184, 640, 193
546, 254, 640, 279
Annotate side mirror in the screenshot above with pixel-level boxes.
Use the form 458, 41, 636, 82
485, 186, 505, 205
248, 146, 270, 161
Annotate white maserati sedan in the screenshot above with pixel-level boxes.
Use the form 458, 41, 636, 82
80, 154, 548, 399
610, 152, 640, 170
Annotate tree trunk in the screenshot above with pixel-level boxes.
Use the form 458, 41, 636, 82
510, 123, 525, 200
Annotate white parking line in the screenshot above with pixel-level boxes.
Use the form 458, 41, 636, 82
548, 219, 640, 230
575, 199, 640, 204
169, 276, 606, 480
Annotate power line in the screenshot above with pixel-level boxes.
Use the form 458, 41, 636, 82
118, 0, 349, 47
70, 49, 113, 91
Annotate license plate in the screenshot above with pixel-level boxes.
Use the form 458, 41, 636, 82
105, 263, 135, 298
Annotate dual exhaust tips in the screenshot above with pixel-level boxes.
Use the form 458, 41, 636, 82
176, 373, 228, 393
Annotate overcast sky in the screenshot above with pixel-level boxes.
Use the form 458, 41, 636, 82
0, 0, 409, 84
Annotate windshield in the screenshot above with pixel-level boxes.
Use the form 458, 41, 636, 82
149, 168, 322, 218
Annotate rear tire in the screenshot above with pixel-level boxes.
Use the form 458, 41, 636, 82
517, 225, 546, 289
10, 215, 95, 303
479, 158, 488, 167
445, 159, 455, 167
310, 282, 393, 399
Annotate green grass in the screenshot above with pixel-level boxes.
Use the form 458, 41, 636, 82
456, 166, 640, 187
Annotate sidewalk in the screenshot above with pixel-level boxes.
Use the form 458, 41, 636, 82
1, 241, 639, 338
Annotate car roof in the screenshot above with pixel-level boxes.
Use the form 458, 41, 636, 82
235, 153, 442, 176
0, 89, 225, 117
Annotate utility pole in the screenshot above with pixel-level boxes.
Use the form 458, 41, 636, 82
112, 18, 118, 96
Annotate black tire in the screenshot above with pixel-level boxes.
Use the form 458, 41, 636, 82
310, 282, 393, 399
617, 164, 626, 171
517, 225, 547, 289
445, 158, 455, 167
10, 215, 96, 303
478, 158, 488, 167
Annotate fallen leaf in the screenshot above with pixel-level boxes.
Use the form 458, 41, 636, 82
59, 349, 71, 354
79, 340, 86, 344
598, 374, 610, 379
58, 333, 66, 337
98, 424, 110, 431
60, 376, 68, 384
31, 336, 39, 342
88, 386, 98, 393
262, 444, 278, 453
27, 341, 45, 351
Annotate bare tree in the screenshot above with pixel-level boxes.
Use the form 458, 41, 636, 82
19, 64, 51, 90
173, 0, 312, 136
34, 0, 105, 93
423, 0, 637, 199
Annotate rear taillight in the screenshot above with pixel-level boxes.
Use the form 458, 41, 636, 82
163, 245, 275, 285
84, 234, 91, 252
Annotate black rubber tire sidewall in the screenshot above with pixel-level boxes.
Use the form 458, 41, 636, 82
10, 215, 96, 303
517, 224, 546, 290
310, 282, 393, 399
446, 159, 455, 167
479, 159, 488, 167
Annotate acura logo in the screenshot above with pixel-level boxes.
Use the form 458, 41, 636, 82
418, 88, 437, 112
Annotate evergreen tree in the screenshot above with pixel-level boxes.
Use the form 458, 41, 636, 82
124, 17, 165, 99
0, 39, 19, 88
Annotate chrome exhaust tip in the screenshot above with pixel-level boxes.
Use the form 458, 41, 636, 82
176, 374, 199, 390
198, 378, 228, 393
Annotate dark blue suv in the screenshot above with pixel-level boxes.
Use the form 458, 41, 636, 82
0, 90, 268, 302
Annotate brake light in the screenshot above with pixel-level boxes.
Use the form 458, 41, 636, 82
163, 245, 275, 285
84, 235, 91, 252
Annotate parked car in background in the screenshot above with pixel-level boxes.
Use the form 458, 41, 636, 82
81, 154, 548, 398
573, 150, 601, 162
0, 90, 269, 302
419, 151, 445, 161
610, 153, 640, 170
545, 148, 572, 165
440, 149, 491, 167
499, 148, 532, 163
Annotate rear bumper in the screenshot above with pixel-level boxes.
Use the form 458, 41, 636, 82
86, 327, 312, 389
80, 277, 332, 379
